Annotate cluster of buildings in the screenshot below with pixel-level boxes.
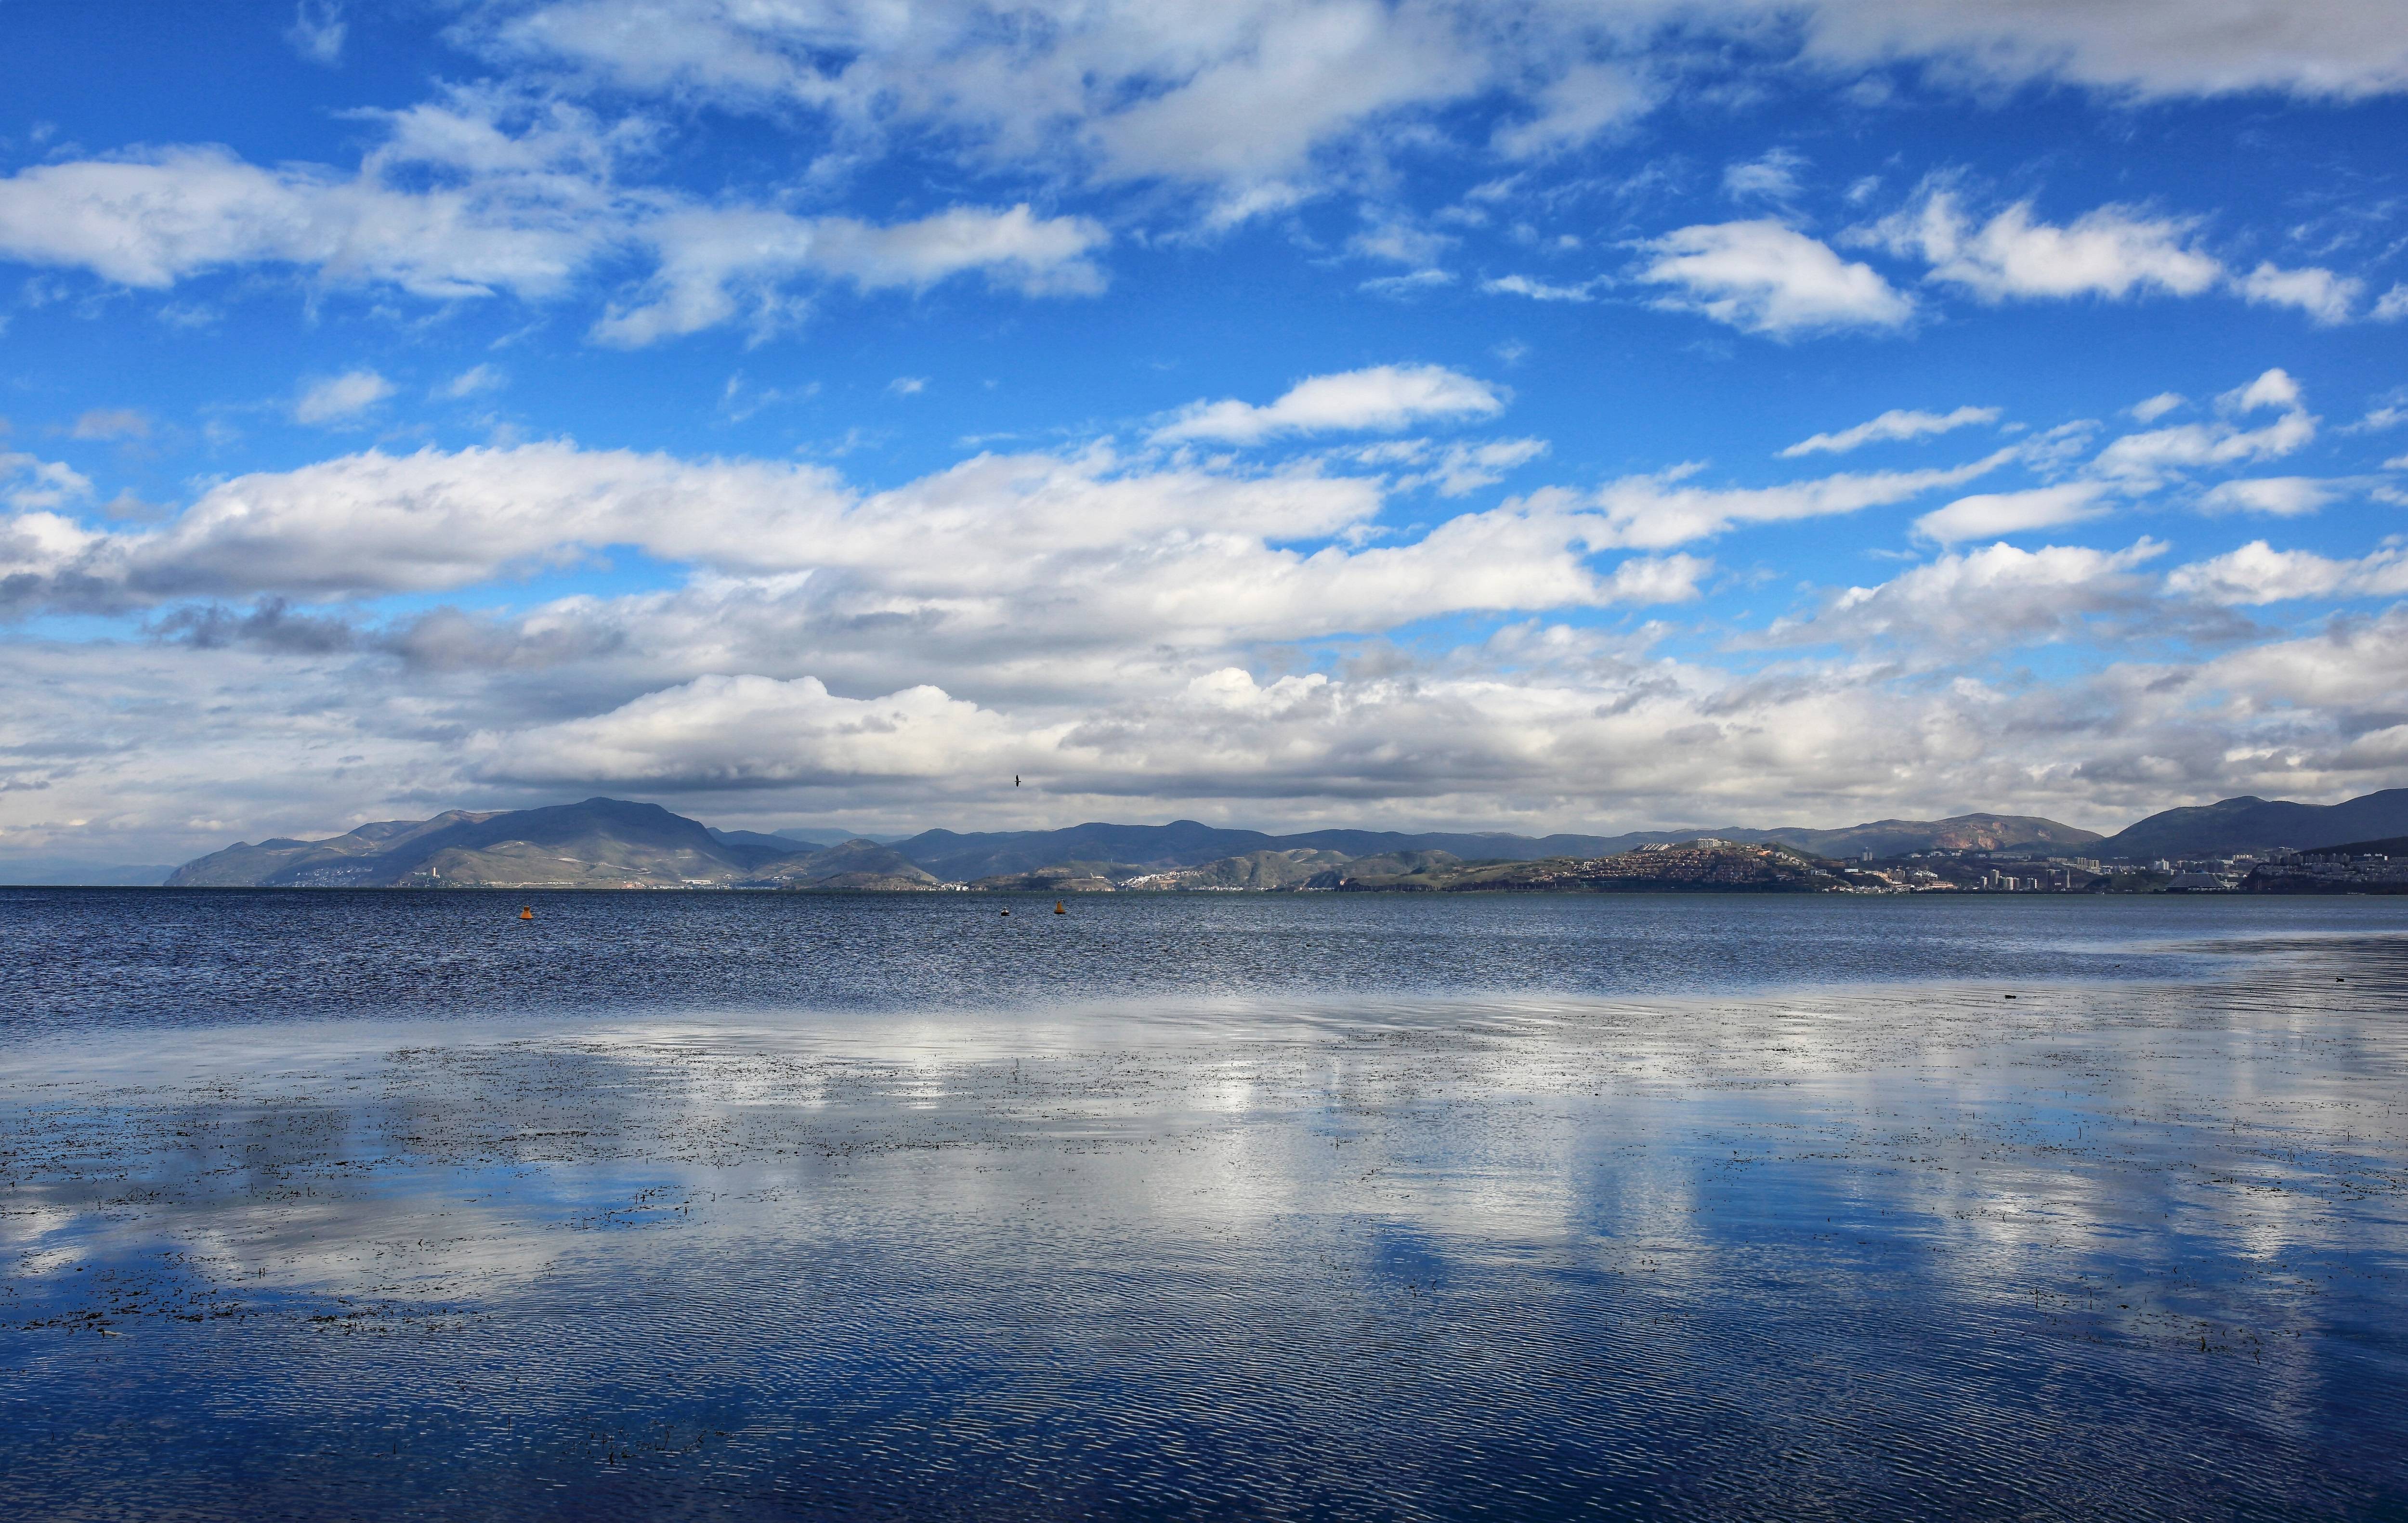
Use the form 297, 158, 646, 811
2238, 849, 2407, 892
1838, 846, 2405, 894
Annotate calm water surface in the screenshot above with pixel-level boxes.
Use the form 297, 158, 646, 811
2, 889, 2405, 1519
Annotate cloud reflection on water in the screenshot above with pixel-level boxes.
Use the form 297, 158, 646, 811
3, 944, 2406, 1517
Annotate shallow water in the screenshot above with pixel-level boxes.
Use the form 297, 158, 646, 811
2, 891, 2405, 1518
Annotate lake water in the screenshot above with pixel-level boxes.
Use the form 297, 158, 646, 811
2, 888, 2405, 1518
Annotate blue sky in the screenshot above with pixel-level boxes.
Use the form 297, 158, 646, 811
3, 0, 2408, 864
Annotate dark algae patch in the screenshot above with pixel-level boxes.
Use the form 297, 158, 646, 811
1, 892, 2405, 1518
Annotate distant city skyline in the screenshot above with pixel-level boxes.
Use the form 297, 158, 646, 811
4, 1, 2408, 865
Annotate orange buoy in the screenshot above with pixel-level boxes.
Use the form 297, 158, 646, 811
519, 905, 534, 920
1054, 900, 1066, 914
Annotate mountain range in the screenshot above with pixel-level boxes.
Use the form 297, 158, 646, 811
48, 784, 2405, 890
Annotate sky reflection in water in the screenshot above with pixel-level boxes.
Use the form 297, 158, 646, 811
2, 893, 2405, 1518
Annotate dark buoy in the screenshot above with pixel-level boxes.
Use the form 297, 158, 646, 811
2004, 993, 2016, 999
1054, 900, 1066, 915
1000, 909, 1011, 917
519, 905, 534, 921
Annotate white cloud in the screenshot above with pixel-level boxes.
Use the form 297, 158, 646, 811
2376, 285, 2408, 321
1722, 148, 1808, 205
1635, 221, 1915, 337
1, 452, 95, 511
1480, 274, 1597, 302
888, 377, 928, 397
1580, 450, 2014, 549
1787, 539, 2167, 650
1359, 268, 1456, 298
1787, 0, 2408, 99
2235, 261, 2363, 324
469, 0, 2408, 220
287, 0, 346, 65
1492, 61, 1656, 159
2224, 367, 2301, 412
2130, 392, 2186, 423
1349, 436, 1551, 495
1874, 193, 2386, 325
2197, 477, 2340, 516
475, 674, 1029, 788
2167, 540, 2408, 604
0, 438, 1721, 659
1427, 438, 1549, 495
69, 408, 152, 441
0, 107, 1106, 349
1152, 365, 1505, 445
434, 364, 505, 401
0, 138, 603, 300
592, 203, 1108, 346
1914, 482, 2113, 543
1349, 216, 1454, 270
1780, 405, 2001, 457
2090, 368, 2316, 483
1871, 191, 2222, 302
294, 370, 394, 425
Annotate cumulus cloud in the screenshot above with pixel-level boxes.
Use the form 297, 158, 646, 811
294, 370, 394, 425
1780, 404, 2001, 457
1869, 191, 2222, 301
475, 674, 1031, 789
2167, 540, 2408, 604
1152, 365, 1505, 445
1635, 221, 1915, 337
1781, 539, 2167, 651
0, 438, 1717, 654
2235, 261, 2363, 324
1914, 482, 2113, 543
1872, 191, 2375, 325
12, 540, 2408, 859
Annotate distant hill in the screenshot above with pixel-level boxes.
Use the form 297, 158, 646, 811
1334, 843, 1829, 894
2101, 789, 2408, 859
1738, 813, 2103, 859
2275, 834, 2408, 859
166, 799, 937, 889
